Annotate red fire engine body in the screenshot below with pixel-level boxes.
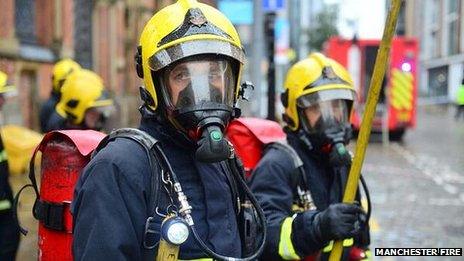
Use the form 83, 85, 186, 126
325, 36, 419, 140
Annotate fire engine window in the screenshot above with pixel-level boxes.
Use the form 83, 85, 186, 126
363, 45, 387, 104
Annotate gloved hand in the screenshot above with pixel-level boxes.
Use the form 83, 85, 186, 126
313, 203, 365, 242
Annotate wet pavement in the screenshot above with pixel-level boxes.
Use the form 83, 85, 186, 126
358, 105, 464, 260
8, 105, 464, 260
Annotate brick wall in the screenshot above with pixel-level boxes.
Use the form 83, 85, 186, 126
36, 0, 54, 47
0, 0, 15, 39
61, 0, 75, 57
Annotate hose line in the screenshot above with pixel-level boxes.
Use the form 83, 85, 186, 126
154, 143, 267, 261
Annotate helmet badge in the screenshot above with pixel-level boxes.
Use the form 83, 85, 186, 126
189, 9, 207, 27
158, 8, 232, 47
323, 66, 337, 79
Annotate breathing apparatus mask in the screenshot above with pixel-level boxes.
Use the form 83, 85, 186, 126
156, 55, 240, 163
82, 105, 113, 131
297, 89, 355, 166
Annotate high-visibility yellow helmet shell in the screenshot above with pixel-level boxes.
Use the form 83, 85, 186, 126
52, 59, 81, 93
56, 69, 113, 125
138, 0, 245, 111
0, 71, 16, 94
282, 52, 357, 131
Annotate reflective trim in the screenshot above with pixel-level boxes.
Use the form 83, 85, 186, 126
0, 150, 8, 163
322, 238, 354, 252
363, 249, 372, 260
0, 85, 17, 94
90, 99, 114, 108
149, 40, 245, 71
297, 88, 356, 108
158, 8, 233, 47
391, 69, 413, 111
178, 258, 213, 261
278, 217, 301, 260
0, 199, 12, 211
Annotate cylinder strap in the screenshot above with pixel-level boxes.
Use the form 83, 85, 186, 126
34, 200, 72, 233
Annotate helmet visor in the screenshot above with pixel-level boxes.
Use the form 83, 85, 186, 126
0, 85, 17, 97
90, 103, 114, 118
84, 106, 113, 131
299, 99, 350, 133
297, 88, 356, 108
160, 57, 236, 109
148, 40, 245, 72
91, 89, 114, 108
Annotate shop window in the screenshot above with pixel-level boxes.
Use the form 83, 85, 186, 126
15, 0, 36, 44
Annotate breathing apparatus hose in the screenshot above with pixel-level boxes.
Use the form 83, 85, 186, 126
359, 175, 371, 223
153, 143, 267, 261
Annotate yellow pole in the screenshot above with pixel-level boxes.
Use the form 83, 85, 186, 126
328, 0, 402, 260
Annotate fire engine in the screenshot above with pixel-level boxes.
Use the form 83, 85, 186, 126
324, 36, 418, 140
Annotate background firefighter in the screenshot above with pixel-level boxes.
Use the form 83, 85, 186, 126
45, 69, 114, 132
39, 59, 81, 133
455, 77, 464, 121
249, 53, 371, 261
0, 71, 20, 261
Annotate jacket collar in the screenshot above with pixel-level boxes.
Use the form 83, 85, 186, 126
139, 117, 196, 149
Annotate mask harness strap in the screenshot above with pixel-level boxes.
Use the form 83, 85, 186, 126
153, 142, 267, 261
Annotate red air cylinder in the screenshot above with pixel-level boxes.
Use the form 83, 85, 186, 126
33, 130, 105, 261
226, 117, 286, 177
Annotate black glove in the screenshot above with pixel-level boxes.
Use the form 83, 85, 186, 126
313, 203, 365, 242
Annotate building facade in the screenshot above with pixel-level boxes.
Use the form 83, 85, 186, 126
0, 0, 217, 130
406, 0, 464, 102
0, 0, 61, 129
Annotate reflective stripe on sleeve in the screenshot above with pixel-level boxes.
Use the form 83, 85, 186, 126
178, 258, 213, 261
363, 249, 372, 260
0, 199, 12, 211
278, 217, 301, 260
322, 238, 354, 252
0, 150, 7, 163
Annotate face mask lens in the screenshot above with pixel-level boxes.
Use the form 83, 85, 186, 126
161, 58, 236, 109
301, 99, 349, 133
85, 105, 113, 129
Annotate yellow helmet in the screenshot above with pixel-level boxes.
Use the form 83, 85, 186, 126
137, 0, 245, 111
52, 59, 81, 93
282, 52, 357, 131
56, 69, 113, 125
0, 71, 16, 94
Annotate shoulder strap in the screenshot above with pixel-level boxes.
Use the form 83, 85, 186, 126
265, 141, 316, 210
266, 141, 303, 169
94, 128, 165, 249
94, 128, 159, 155
93, 128, 161, 216
265, 141, 305, 189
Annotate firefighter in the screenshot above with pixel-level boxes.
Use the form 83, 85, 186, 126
249, 53, 371, 260
0, 71, 20, 261
71, 0, 265, 260
40, 59, 81, 132
455, 77, 464, 120
45, 69, 113, 131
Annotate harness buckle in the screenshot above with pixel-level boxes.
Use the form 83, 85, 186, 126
143, 216, 161, 249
